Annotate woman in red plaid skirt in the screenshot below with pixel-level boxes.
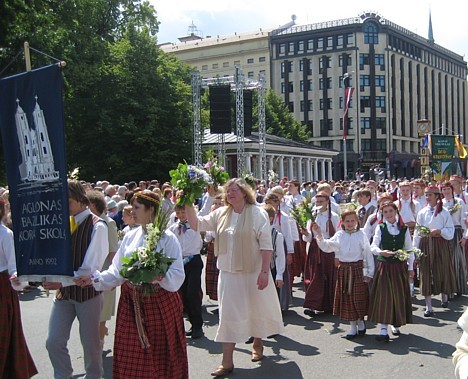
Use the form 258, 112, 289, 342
0, 200, 38, 378
77, 191, 187, 379
313, 209, 374, 339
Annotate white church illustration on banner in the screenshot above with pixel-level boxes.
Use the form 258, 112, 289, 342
15, 96, 59, 182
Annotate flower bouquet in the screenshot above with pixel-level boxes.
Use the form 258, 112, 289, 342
243, 172, 256, 189
268, 169, 279, 184
119, 209, 175, 296
290, 198, 317, 229
340, 201, 359, 212
394, 247, 421, 262
204, 160, 229, 188
170, 162, 212, 206
416, 224, 431, 237
450, 203, 462, 215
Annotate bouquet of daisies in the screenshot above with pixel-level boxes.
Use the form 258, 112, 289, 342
204, 160, 229, 188
119, 208, 175, 295
394, 247, 421, 262
416, 224, 431, 237
170, 162, 212, 206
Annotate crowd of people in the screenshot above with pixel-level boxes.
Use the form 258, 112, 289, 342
2, 174, 468, 378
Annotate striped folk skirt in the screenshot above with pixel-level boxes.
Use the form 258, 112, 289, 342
333, 261, 369, 321
0, 272, 38, 379
419, 236, 457, 296
113, 282, 188, 379
303, 239, 336, 312
205, 241, 219, 301
368, 260, 413, 326
290, 238, 307, 284
452, 227, 468, 295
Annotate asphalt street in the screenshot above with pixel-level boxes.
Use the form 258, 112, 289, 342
19, 267, 466, 379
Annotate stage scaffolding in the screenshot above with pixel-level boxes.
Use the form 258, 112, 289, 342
191, 67, 267, 179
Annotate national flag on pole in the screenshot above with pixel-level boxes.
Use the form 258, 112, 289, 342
0, 64, 73, 283
343, 87, 355, 140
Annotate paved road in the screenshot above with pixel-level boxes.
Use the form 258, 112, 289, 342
19, 276, 465, 379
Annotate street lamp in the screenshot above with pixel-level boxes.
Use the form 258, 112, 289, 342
342, 73, 350, 180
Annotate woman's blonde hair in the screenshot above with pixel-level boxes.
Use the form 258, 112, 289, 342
223, 178, 256, 205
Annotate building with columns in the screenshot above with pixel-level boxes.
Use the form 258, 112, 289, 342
162, 12, 468, 180
202, 130, 338, 182
270, 12, 468, 179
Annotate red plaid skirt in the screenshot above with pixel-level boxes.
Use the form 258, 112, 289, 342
333, 261, 369, 321
113, 282, 188, 379
419, 236, 457, 296
0, 273, 38, 379
291, 238, 307, 280
368, 260, 413, 326
205, 241, 219, 301
303, 239, 336, 312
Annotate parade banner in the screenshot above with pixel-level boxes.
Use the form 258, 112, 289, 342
430, 135, 455, 181
0, 64, 73, 282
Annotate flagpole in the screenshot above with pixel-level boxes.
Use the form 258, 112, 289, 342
24, 41, 31, 72
342, 73, 350, 180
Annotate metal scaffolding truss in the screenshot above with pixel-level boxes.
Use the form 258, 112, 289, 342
191, 66, 267, 179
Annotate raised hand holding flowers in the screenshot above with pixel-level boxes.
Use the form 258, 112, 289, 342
170, 162, 212, 206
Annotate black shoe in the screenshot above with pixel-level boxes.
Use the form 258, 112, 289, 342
391, 328, 401, 336
345, 333, 358, 340
304, 309, 314, 317
267, 334, 279, 339
424, 310, 435, 317
441, 301, 449, 308
245, 336, 254, 344
185, 328, 192, 336
191, 328, 204, 339
211, 308, 219, 315
375, 334, 390, 342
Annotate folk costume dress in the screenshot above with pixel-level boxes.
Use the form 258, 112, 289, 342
369, 220, 413, 327
204, 231, 219, 300
197, 204, 284, 342
91, 226, 187, 379
413, 205, 455, 297
443, 198, 468, 295
302, 210, 340, 312
0, 222, 37, 379
316, 229, 374, 321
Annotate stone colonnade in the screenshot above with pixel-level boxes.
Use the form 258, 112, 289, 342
244, 153, 334, 182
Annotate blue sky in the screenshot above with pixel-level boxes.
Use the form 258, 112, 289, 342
151, 0, 468, 60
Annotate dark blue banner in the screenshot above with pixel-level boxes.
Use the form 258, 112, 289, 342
0, 64, 73, 282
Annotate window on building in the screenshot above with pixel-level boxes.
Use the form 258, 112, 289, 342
376, 117, 386, 134
281, 82, 285, 94
300, 80, 304, 92
337, 35, 344, 48
317, 38, 324, 50
321, 140, 333, 149
212, 63, 218, 69
327, 119, 333, 130
375, 96, 386, 112
360, 96, 371, 112
340, 117, 354, 130
347, 33, 355, 47
339, 76, 353, 88
288, 102, 294, 112
288, 82, 294, 93
308, 59, 313, 74
320, 99, 325, 110
327, 36, 333, 50
247, 58, 254, 64
279, 43, 286, 55
307, 39, 314, 51
300, 100, 304, 112
259, 56, 266, 62
281, 62, 285, 78
308, 100, 313, 111
248, 71, 254, 79
364, 21, 379, 44
298, 41, 304, 53
360, 75, 370, 91
234, 60, 240, 66
307, 79, 312, 91
376, 139, 386, 150
319, 78, 324, 90
326, 77, 332, 89
223, 62, 229, 68
362, 139, 371, 151
375, 54, 385, 68
288, 42, 295, 54
202, 65, 208, 70
361, 117, 371, 130
339, 97, 353, 109
375, 75, 385, 90
360, 53, 370, 69
299, 60, 304, 72
259, 70, 266, 78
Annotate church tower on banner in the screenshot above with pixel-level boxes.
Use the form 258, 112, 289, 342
15, 97, 59, 182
